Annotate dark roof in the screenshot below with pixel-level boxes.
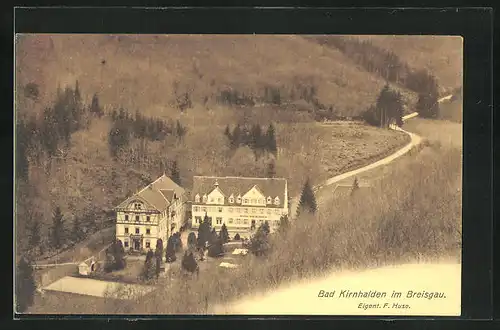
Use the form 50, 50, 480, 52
192, 176, 287, 207
115, 174, 185, 212
160, 189, 175, 203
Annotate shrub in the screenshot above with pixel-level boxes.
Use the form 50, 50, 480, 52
187, 232, 197, 250
208, 239, 225, 258
181, 251, 199, 274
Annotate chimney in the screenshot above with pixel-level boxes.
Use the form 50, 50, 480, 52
214, 179, 219, 188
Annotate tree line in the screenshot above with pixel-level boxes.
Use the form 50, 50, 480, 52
16, 82, 103, 182
107, 108, 187, 159
224, 123, 278, 158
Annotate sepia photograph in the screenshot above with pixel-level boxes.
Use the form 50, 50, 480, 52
14, 33, 463, 316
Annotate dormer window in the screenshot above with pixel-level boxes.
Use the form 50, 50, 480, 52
267, 196, 272, 204
237, 195, 241, 204
195, 194, 200, 203
202, 194, 207, 203
274, 197, 280, 206
229, 195, 234, 203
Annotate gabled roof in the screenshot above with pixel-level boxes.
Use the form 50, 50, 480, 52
192, 176, 287, 207
115, 174, 185, 212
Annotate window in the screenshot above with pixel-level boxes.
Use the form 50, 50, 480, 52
134, 203, 142, 210
267, 197, 272, 204
210, 198, 214, 203
124, 240, 129, 248
229, 197, 234, 203
229, 208, 233, 213
146, 228, 151, 235
217, 197, 221, 204
135, 215, 140, 222
260, 208, 264, 214
146, 241, 150, 249
228, 218, 234, 224
243, 219, 249, 225
237, 208, 242, 214
195, 216, 202, 224
244, 199, 249, 204
203, 195, 207, 203
236, 219, 241, 224
216, 217, 222, 225
237, 196, 241, 203
244, 208, 248, 214
267, 209, 272, 215
274, 197, 280, 205
202, 207, 207, 212
195, 194, 200, 203
135, 227, 140, 234
275, 209, 280, 214
252, 208, 257, 214
124, 215, 129, 221
146, 216, 150, 222
218, 207, 223, 212
124, 227, 129, 234
193, 206, 199, 212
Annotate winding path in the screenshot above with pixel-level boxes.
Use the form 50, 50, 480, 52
290, 112, 422, 219
215, 95, 459, 315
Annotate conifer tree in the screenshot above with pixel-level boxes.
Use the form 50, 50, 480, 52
265, 123, 278, 155
209, 228, 218, 245
224, 125, 232, 141
187, 232, 197, 250
219, 224, 229, 244
250, 124, 263, 151
50, 206, 65, 250
28, 217, 41, 254
416, 72, 440, 119
296, 178, 317, 217
249, 223, 271, 256
231, 125, 242, 149
181, 251, 198, 274
278, 215, 290, 234
16, 256, 36, 313
208, 238, 224, 258
90, 93, 104, 117
165, 236, 177, 263
197, 214, 212, 249
71, 216, 84, 243
142, 249, 156, 280
170, 160, 181, 186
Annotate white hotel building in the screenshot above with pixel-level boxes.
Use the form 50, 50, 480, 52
114, 174, 186, 251
190, 176, 289, 238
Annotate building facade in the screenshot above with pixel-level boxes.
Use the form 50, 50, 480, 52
114, 174, 186, 251
190, 176, 288, 239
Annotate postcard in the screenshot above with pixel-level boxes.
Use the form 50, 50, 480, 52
14, 33, 463, 316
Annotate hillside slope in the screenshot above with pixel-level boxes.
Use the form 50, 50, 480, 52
16, 34, 400, 118
350, 35, 463, 94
